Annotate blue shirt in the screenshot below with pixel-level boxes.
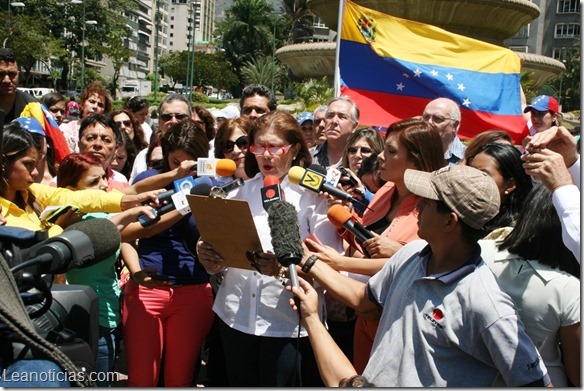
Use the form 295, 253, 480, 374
134, 169, 211, 285
445, 136, 466, 166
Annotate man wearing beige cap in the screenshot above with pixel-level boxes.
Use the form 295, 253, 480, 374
297, 165, 550, 387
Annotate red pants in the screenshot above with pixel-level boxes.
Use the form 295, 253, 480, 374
122, 280, 214, 387
353, 316, 379, 375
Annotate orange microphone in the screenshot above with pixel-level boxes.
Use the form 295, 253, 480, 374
327, 204, 374, 244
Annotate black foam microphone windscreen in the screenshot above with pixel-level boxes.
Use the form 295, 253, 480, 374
64, 218, 121, 268
267, 200, 303, 288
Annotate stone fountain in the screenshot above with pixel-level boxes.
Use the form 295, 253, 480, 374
276, 0, 565, 89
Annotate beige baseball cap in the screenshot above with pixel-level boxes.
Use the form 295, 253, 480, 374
404, 165, 500, 229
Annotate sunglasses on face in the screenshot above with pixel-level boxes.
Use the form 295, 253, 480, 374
115, 120, 132, 127
225, 136, 249, 153
347, 146, 373, 154
160, 113, 189, 121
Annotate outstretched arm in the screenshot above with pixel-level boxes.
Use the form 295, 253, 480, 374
287, 277, 359, 387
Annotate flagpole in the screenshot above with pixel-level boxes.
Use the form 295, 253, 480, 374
333, 0, 347, 97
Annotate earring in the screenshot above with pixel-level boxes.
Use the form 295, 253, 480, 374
504, 190, 509, 195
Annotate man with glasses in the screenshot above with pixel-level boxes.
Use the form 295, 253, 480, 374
239, 84, 276, 120
422, 98, 465, 165
0, 48, 37, 122
313, 96, 360, 168
129, 94, 191, 182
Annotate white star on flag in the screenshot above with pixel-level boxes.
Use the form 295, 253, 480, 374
462, 98, 471, 107
413, 68, 422, 77
445, 73, 454, 81
403, 73, 410, 78
396, 82, 405, 91
430, 69, 439, 77
457, 83, 466, 91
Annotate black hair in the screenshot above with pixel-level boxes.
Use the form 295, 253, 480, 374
499, 185, 579, 278
0, 48, 16, 63
40, 92, 66, 108
160, 119, 209, 173
78, 113, 122, 146
124, 96, 149, 112
436, 200, 488, 244
239, 84, 277, 112
466, 143, 532, 230
0, 123, 41, 213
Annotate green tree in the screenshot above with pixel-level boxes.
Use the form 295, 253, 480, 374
547, 42, 580, 112
241, 56, 276, 86
159, 51, 189, 87
281, 0, 313, 43
216, 0, 274, 86
296, 77, 334, 111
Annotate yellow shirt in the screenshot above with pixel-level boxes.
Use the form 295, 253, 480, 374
0, 183, 124, 236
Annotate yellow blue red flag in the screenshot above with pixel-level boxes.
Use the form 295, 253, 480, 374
340, 0, 527, 142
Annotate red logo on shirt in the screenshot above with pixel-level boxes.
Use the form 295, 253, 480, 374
432, 308, 443, 320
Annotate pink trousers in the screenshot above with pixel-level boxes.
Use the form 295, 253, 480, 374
122, 280, 214, 387
353, 316, 379, 375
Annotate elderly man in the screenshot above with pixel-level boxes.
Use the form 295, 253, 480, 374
0, 48, 36, 122
312, 96, 359, 167
298, 165, 551, 387
422, 98, 465, 165
129, 94, 192, 182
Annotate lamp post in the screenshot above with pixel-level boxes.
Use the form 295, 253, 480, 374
558, 47, 567, 109
71, 0, 96, 89
8, 2, 25, 11
4, 2, 25, 48
271, 16, 277, 96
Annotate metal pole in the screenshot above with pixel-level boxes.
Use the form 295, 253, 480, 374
558, 47, 566, 107
189, 3, 196, 102
153, 0, 160, 104
80, 0, 86, 88
271, 19, 275, 96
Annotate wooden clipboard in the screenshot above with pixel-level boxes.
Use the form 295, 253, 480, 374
187, 194, 263, 270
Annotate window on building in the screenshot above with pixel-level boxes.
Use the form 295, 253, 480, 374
552, 48, 572, 60
313, 16, 326, 28
509, 46, 529, 53
171, 16, 174, 20
557, 0, 580, 13
555, 23, 580, 38
170, 33, 173, 37
170, 41, 173, 46
514, 24, 530, 38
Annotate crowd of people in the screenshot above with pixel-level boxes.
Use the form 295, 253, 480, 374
0, 44, 580, 387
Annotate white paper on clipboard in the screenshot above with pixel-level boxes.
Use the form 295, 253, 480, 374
187, 194, 263, 270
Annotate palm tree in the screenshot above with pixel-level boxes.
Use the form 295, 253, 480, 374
217, 0, 274, 85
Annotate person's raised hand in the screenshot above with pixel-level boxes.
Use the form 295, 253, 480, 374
522, 148, 573, 192
120, 189, 165, 210
525, 126, 579, 168
363, 234, 403, 259
287, 276, 319, 321
196, 239, 225, 274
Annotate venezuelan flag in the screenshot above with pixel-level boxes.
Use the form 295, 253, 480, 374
339, 0, 528, 143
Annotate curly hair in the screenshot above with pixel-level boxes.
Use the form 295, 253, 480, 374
79, 81, 112, 115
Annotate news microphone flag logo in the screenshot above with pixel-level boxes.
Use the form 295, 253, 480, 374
301, 170, 324, 192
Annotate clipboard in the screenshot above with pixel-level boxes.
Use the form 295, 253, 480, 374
187, 194, 263, 270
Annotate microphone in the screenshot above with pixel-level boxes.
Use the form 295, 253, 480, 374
195, 158, 237, 177
261, 175, 285, 212
267, 200, 302, 290
209, 177, 245, 198
160, 159, 237, 195
288, 165, 359, 203
327, 204, 374, 244
11, 219, 121, 275
139, 176, 214, 227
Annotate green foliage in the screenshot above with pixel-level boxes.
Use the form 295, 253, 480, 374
281, 0, 314, 43
241, 56, 277, 86
192, 92, 209, 103
295, 77, 334, 111
0, 0, 137, 89
520, 70, 537, 103
546, 41, 580, 112
216, 0, 275, 84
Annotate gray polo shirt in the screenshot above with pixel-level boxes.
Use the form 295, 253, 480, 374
364, 240, 549, 387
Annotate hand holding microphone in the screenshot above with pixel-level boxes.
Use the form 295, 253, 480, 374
327, 204, 374, 244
